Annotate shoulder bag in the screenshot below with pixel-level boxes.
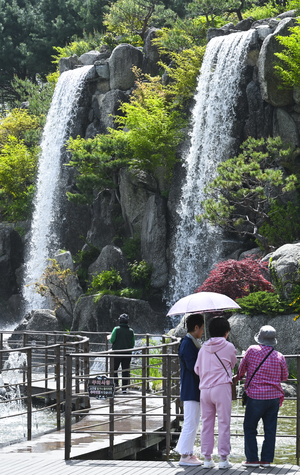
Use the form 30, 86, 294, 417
214, 352, 237, 401
241, 348, 274, 406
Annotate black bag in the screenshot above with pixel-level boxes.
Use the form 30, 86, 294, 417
242, 390, 247, 406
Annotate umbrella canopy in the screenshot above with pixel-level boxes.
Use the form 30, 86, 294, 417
167, 291, 241, 316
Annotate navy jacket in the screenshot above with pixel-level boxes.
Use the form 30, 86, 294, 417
179, 335, 200, 402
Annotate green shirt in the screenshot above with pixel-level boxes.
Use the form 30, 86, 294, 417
110, 323, 135, 350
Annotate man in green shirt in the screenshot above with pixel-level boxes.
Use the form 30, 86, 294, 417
109, 314, 135, 394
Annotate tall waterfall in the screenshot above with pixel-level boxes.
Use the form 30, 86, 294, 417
22, 66, 93, 312
167, 30, 254, 306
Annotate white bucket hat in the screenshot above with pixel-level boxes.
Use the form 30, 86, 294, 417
254, 325, 277, 347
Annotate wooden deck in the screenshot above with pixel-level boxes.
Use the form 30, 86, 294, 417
0, 455, 299, 475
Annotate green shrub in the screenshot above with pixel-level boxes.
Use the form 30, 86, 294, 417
236, 291, 289, 316
129, 260, 152, 290
87, 269, 122, 295
243, 2, 283, 20
122, 235, 141, 261
259, 200, 300, 249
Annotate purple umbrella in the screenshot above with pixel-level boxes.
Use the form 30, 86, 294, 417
167, 291, 241, 316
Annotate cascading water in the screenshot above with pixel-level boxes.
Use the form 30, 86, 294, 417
22, 66, 93, 312
167, 30, 254, 308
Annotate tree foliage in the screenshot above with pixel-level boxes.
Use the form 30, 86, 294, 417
34, 258, 77, 318
195, 257, 274, 301
275, 20, 300, 89
0, 136, 38, 220
199, 136, 300, 251
103, 0, 177, 39
0, 0, 109, 102
67, 71, 185, 203
186, 0, 246, 26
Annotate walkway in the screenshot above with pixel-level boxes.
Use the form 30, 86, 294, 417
0, 455, 299, 475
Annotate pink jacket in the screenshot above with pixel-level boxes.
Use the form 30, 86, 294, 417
194, 337, 237, 390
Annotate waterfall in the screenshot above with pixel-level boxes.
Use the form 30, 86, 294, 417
167, 30, 254, 307
22, 66, 93, 312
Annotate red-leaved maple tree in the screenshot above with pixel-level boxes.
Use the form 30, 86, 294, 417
195, 257, 274, 301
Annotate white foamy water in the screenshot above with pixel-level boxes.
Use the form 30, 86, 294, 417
167, 30, 255, 307
22, 66, 93, 312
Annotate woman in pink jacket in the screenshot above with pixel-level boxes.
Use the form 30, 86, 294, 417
194, 316, 237, 469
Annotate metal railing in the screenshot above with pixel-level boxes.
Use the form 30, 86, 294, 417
63, 337, 300, 464
0, 330, 299, 465
64, 333, 181, 460
0, 330, 89, 445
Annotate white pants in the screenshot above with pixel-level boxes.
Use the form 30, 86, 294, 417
175, 400, 201, 455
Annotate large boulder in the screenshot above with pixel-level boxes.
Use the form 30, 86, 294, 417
266, 243, 300, 299
10, 309, 64, 343
119, 169, 157, 235
228, 313, 300, 358
71, 294, 170, 335
78, 50, 103, 65
59, 55, 78, 74
109, 44, 143, 90
257, 17, 295, 107
141, 195, 168, 288
88, 245, 131, 287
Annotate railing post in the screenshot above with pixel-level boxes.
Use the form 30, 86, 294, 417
146, 334, 150, 392
55, 344, 61, 431
142, 348, 147, 446
109, 354, 115, 459
65, 354, 72, 460
45, 334, 48, 393
165, 352, 171, 460
27, 348, 32, 441
297, 355, 300, 465
83, 340, 90, 409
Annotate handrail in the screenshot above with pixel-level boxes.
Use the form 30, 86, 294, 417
0, 330, 299, 465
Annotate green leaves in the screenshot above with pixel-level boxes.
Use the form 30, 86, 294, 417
201, 136, 300, 251
275, 19, 300, 89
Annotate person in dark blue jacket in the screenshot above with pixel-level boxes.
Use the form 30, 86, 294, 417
175, 312, 204, 466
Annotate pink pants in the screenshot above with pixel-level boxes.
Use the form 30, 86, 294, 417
200, 383, 232, 458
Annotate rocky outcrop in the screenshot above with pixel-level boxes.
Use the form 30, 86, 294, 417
71, 294, 170, 335
257, 18, 295, 107
11, 309, 64, 342
264, 242, 300, 299
109, 44, 143, 90
228, 312, 300, 358
88, 245, 131, 287
46, 250, 83, 328
119, 169, 157, 235
85, 190, 120, 249
141, 195, 168, 288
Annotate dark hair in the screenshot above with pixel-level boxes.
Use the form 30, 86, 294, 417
209, 316, 230, 337
186, 313, 204, 332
